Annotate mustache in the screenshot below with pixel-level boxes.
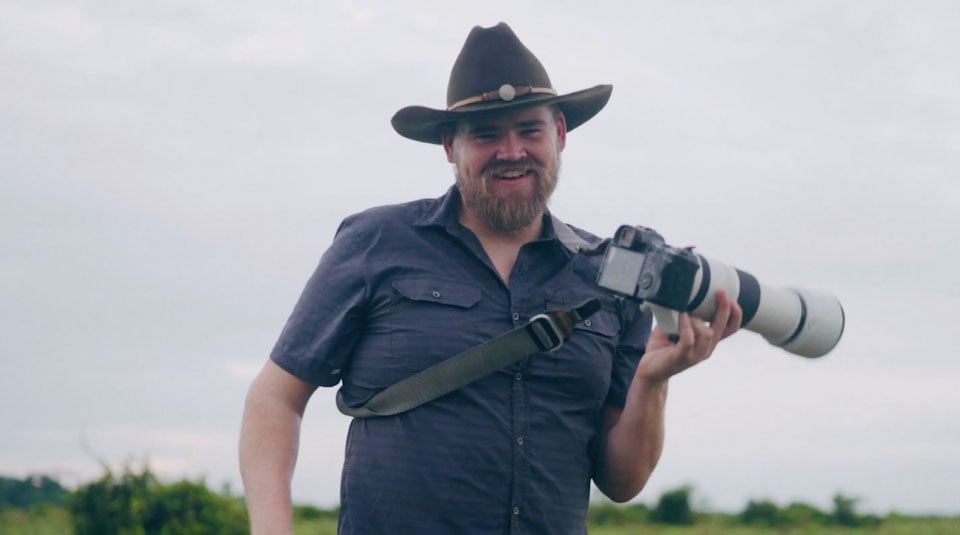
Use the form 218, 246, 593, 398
481, 159, 545, 177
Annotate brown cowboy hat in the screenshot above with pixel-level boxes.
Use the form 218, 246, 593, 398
391, 22, 613, 144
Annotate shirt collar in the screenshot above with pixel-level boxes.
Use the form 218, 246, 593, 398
414, 185, 463, 229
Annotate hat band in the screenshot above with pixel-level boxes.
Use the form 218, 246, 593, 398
447, 84, 557, 111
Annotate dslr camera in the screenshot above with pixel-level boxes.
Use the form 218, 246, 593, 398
597, 225, 845, 358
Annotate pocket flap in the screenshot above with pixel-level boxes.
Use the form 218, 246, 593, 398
392, 277, 482, 308
546, 292, 620, 338
573, 309, 619, 337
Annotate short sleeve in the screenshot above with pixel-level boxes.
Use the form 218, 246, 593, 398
605, 300, 652, 407
269, 218, 370, 386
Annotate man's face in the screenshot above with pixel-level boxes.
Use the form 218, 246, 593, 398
443, 105, 567, 234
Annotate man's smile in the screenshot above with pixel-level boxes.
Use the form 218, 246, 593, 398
487, 164, 539, 183
493, 169, 531, 180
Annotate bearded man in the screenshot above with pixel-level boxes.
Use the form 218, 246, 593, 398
240, 22, 741, 535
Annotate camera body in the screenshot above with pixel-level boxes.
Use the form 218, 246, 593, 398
597, 225, 845, 358
597, 225, 699, 310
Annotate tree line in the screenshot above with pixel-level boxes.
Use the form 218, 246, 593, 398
0, 469, 910, 533
588, 485, 883, 529
1, 469, 248, 534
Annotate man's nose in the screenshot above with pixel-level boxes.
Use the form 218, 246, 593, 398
496, 132, 526, 161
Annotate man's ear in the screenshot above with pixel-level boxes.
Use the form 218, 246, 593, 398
555, 111, 567, 152
441, 127, 456, 163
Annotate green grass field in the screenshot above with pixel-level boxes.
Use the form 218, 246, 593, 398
5, 506, 960, 534
588, 516, 960, 535
291, 516, 960, 535
0, 506, 72, 535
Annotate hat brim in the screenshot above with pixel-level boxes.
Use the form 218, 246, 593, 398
391, 84, 612, 144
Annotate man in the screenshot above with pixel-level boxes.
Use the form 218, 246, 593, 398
239, 22, 741, 534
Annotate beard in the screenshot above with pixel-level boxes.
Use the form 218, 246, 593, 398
455, 155, 561, 234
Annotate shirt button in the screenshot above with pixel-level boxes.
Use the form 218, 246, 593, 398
432, 290, 441, 298
516, 436, 524, 446
584, 319, 592, 327
516, 373, 522, 381
512, 312, 520, 321
513, 507, 520, 516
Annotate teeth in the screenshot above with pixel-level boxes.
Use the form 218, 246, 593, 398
499, 169, 526, 178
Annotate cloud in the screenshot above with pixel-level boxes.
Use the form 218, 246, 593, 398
2, 0, 959, 515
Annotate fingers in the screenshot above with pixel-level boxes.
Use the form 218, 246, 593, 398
714, 290, 742, 340
672, 290, 742, 359
644, 291, 743, 381
673, 312, 712, 366
710, 291, 732, 341
672, 311, 695, 352
689, 314, 717, 361
723, 299, 743, 339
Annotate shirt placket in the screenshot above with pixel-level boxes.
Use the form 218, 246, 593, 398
506, 248, 552, 533
507, 255, 527, 532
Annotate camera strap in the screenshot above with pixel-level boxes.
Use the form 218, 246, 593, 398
336, 299, 601, 418
552, 216, 607, 255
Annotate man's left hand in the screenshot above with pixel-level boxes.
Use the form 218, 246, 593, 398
637, 290, 742, 384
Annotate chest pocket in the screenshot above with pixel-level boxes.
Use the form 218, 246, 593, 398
385, 277, 483, 375
536, 292, 621, 404
570, 306, 619, 338
545, 287, 620, 339
548, 299, 620, 356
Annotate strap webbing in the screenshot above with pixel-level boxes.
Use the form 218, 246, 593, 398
552, 216, 605, 254
336, 300, 600, 418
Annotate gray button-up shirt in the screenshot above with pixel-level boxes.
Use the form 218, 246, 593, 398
271, 187, 650, 534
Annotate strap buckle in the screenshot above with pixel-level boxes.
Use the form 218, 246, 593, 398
527, 314, 565, 352
527, 298, 604, 352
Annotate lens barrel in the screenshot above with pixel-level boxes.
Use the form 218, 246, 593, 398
687, 255, 844, 358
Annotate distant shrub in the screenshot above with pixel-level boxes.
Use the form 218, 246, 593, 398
143, 480, 247, 534
649, 486, 694, 525
828, 493, 881, 528
736, 495, 882, 529
739, 499, 785, 527
0, 475, 68, 509
782, 501, 828, 526
70, 465, 248, 535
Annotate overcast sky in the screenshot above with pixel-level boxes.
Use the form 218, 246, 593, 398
2, 0, 958, 516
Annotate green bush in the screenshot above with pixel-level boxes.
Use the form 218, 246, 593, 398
828, 493, 881, 528
0, 475, 68, 510
739, 499, 785, 527
649, 486, 694, 525
69, 466, 248, 535
782, 501, 828, 527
